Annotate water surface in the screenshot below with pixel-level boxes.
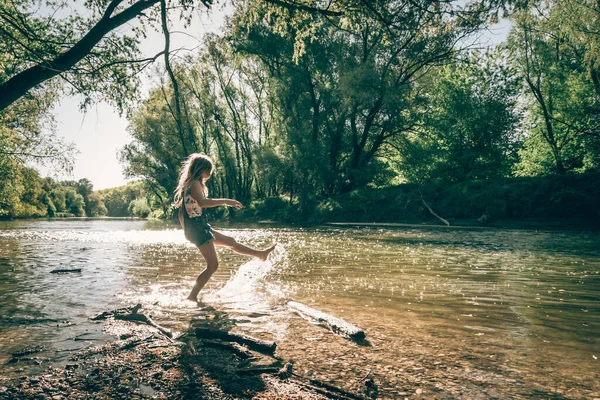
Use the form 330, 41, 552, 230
0, 219, 599, 398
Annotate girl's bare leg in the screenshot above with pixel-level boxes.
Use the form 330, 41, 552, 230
212, 230, 276, 261
186, 242, 219, 301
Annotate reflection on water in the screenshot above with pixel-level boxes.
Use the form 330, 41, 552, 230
0, 219, 599, 398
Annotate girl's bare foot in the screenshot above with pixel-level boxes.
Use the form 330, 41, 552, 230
259, 243, 277, 261
185, 295, 198, 302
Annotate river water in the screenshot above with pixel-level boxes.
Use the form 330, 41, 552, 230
0, 219, 598, 398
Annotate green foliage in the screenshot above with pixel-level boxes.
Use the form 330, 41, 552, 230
117, 0, 537, 223
1, 0, 169, 112
97, 182, 145, 217
0, 172, 159, 219
397, 51, 522, 183
0, 163, 47, 217
226, 0, 501, 200
65, 188, 86, 217
128, 198, 151, 218
233, 172, 600, 224
240, 197, 296, 222
311, 173, 600, 223
549, 0, 600, 79
6, 0, 597, 224
121, 33, 283, 211
87, 192, 108, 217
507, 5, 600, 175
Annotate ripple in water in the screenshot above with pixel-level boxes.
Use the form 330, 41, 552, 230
0, 229, 188, 246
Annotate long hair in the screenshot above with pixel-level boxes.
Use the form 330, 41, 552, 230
173, 153, 214, 208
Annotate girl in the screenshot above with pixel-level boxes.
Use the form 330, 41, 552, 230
173, 153, 276, 302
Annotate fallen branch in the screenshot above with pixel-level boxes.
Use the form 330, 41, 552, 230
307, 377, 367, 400
285, 300, 366, 341
91, 305, 140, 321
419, 189, 450, 226
349, 369, 371, 389
194, 328, 276, 355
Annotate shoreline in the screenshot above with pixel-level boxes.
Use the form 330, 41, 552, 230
250, 217, 600, 232
322, 218, 600, 231
2, 215, 598, 232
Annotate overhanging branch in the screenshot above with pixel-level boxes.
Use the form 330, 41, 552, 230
263, 0, 343, 17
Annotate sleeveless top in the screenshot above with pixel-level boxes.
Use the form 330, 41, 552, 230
183, 185, 203, 218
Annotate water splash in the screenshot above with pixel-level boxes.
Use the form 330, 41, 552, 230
206, 244, 289, 311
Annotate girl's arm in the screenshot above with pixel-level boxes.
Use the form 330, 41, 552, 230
190, 181, 243, 209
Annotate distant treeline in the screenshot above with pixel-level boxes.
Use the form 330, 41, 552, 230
0, 167, 152, 219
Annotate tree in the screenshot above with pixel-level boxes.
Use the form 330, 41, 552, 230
121, 33, 277, 208
128, 197, 151, 217
87, 192, 108, 216
232, 0, 493, 199
508, 7, 600, 174
0, 165, 60, 217
396, 51, 522, 183
549, 0, 600, 96
0, 86, 75, 173
97, 181, 145, 216
119, 79, 198, 210
64, 187, 86, 216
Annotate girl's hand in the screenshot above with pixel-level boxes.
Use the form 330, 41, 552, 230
227, 199, 243, 209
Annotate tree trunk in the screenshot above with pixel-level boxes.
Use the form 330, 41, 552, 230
590, 67, 600, 98
161, 0, 189, 156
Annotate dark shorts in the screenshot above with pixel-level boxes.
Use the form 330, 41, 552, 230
184, 214, 215, 247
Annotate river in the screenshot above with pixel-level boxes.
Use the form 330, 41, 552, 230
0, 219, 598, 398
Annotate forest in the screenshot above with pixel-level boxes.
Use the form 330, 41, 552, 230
1, 0, 599, 224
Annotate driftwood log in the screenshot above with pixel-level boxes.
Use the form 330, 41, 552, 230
200, 339, 254, 360
286, 300, 366, 341
194, 328, 276, 355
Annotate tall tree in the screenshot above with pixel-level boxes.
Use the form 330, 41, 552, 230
119, 84, 192, 208
232, 0, 494, 198
508, 7, 600, 174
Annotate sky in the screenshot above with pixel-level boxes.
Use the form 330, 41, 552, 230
44, 6, 511, 191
